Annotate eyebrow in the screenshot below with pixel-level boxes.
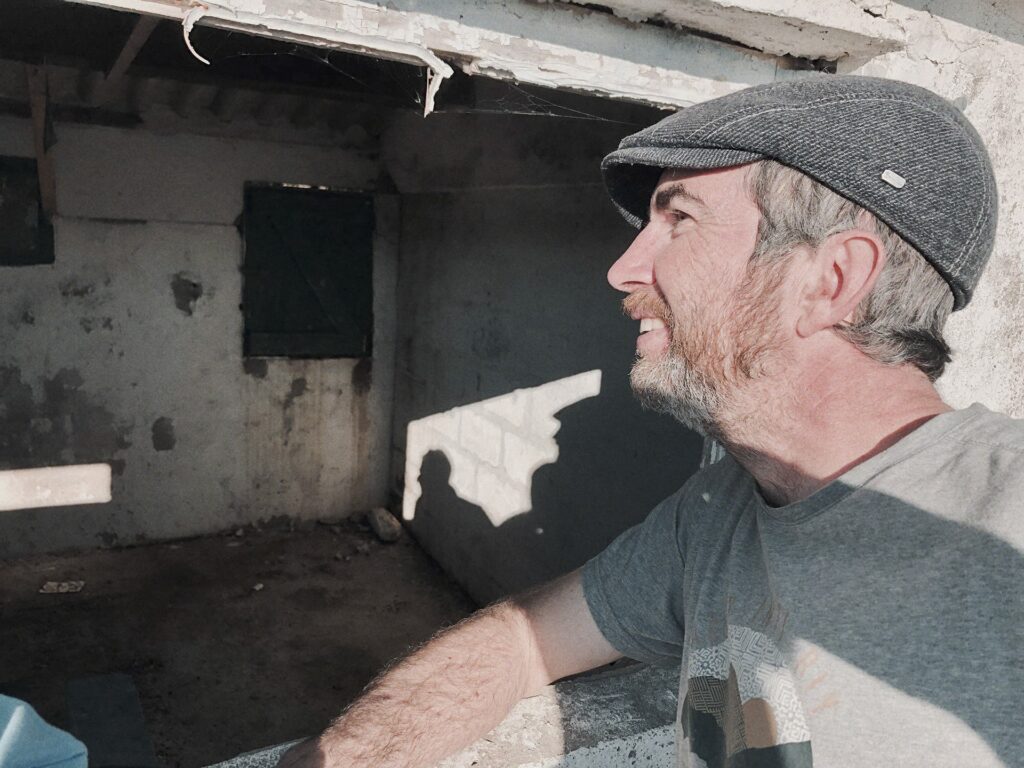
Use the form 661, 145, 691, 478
651, 182, 709, 216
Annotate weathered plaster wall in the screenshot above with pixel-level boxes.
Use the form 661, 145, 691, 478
843, 1, 1024, 418
0, 116, 396, 556
385, 112, 703, 603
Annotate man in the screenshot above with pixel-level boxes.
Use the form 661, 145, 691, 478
281, 76, 1021, 767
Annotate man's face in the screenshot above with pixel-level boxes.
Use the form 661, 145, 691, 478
607, 166, 792, 435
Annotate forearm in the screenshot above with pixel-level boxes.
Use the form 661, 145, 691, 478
316, 600, 537, 768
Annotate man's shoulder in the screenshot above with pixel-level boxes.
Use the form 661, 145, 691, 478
885, 404, 1024, 539
944, 402, 1024, 454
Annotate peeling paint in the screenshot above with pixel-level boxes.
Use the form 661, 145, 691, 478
182, 3, 213, 65
192, 0, 455, 114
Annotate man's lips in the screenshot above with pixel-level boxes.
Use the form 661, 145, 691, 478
624, 294, 672, 355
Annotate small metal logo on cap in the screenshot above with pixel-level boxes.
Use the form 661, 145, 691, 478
881, 169, 906, 189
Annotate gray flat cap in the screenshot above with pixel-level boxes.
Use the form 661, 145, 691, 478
602, 75, 998, 310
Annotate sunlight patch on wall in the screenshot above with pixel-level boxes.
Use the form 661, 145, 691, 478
403, 370, 602, 527
0, 463, 112, 512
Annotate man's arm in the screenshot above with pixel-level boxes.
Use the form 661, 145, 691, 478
277, 568, 620, 768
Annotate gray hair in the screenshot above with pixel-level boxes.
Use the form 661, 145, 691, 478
748, 160, 954, 381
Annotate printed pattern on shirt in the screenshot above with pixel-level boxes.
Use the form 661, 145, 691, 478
681, 625, 812, 767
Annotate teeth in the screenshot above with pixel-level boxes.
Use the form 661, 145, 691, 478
639, 318, 667, 334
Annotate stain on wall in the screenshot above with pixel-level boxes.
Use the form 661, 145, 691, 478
352, 358, 373, 395
171, 273, 204, 316
151, 417, 176, 451
243, 358, 268, 379
0, 365, 133, 475
59, 278, 96, 299
79, 317, 114, 333
281, 377, 308, 438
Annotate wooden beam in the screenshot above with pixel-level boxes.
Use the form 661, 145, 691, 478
97, 14, 159, 104
25, 65, 58, 221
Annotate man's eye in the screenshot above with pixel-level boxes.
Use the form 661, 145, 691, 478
670, 210, 691, 223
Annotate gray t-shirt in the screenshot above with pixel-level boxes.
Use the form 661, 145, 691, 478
582, 404, 1024, 767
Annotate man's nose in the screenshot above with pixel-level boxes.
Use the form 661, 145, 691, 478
607, 223, 657, 292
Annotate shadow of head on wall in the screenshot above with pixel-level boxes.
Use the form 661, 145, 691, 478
410, 362, 703, 605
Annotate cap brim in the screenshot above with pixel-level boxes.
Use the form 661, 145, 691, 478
602, 146, 764, 228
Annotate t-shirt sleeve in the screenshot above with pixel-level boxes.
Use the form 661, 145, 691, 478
581, 490, 687, 666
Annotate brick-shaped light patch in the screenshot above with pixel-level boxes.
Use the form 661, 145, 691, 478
459, 409, 503, 467
503, 430, 558, 485
481, 389, 527, 429
428, 409, 462, 443
476, 464, 530, 525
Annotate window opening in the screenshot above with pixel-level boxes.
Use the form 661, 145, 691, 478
242, 183, 374, 358
0, 156, 54, 266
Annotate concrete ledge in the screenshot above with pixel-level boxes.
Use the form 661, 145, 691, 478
206, 663, 678, 768
440, 662, 678, 767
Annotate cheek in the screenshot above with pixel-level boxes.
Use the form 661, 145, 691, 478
653, 233, 745, 313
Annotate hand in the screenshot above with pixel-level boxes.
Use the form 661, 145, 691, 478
275, 737, 327, 768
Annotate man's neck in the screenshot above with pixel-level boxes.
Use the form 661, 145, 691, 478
715, 344, 951, 507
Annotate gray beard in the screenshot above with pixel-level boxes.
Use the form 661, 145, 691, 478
629, 352, 725, 438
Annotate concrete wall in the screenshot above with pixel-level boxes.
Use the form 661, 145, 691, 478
0, 116, 397, 556
385, 113, 703, 603
844, 1, 1024, 418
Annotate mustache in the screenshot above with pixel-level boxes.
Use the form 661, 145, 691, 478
622, 291, 674, 325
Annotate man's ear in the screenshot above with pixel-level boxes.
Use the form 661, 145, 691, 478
795, 229, 886, 338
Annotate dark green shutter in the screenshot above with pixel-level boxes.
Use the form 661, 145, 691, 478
242, 184, 374, 357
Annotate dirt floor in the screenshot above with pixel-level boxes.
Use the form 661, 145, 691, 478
0, 517, 476, 767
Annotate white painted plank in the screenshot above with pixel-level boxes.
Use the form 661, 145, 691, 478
61, 0, 784, 109
0, 464, 112, 512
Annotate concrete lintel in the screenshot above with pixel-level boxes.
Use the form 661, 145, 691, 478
61, 0, 784, 109
564, 0, 905, 60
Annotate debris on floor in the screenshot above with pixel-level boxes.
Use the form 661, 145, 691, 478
0, 517, 474, 767
368, 507, 403, 543
38, 580, 85, 594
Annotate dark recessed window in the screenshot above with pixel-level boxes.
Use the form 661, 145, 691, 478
0, 156, 54, 266
242, 184, 374, 358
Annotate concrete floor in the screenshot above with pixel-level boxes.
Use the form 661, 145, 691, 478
0, 518, 475, 767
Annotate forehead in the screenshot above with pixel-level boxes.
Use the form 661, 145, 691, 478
653, 165, 757, 212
